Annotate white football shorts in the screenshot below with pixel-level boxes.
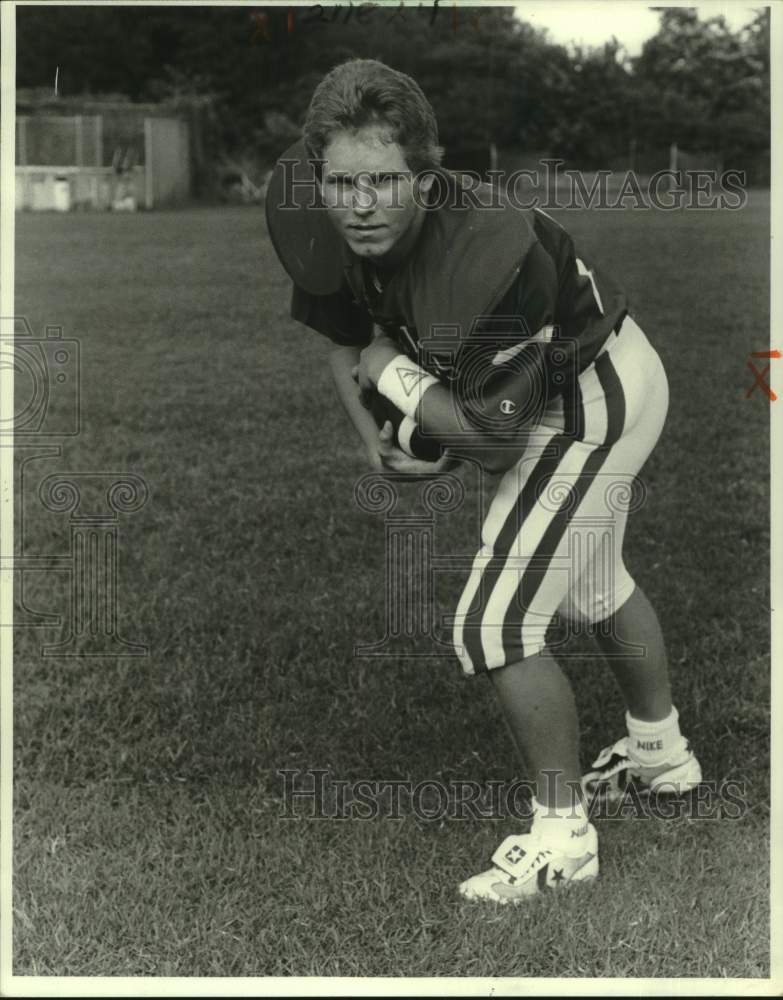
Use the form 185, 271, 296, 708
452, 315, 669, 674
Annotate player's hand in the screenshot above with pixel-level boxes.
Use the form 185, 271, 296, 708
351, 364, 375, 409
372, 421, 456, 475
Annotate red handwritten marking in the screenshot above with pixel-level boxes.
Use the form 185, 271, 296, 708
751, 350, 781, 359
746, 361, 776, 401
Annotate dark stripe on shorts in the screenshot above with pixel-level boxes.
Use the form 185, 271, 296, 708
462, 435, 574, 674
594, 350, 626, 445
563, 376, 585, 440
500, 443, 611, 662
499, 352, 627, 662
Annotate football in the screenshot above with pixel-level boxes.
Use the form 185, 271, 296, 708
369, 391, 444, 463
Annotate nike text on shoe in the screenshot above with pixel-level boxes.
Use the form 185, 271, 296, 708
581, 736, 703, 803
458, 825, 599, 905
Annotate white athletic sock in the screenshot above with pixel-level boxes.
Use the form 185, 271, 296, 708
530, 797, 592, 855
625, 706, 687, 767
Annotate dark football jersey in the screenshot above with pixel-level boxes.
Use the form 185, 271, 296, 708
289, 205, 628, 429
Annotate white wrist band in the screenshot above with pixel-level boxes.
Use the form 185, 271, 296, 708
376, 354, 440, 420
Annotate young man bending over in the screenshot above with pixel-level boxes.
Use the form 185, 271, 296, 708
266, 58, 701, 903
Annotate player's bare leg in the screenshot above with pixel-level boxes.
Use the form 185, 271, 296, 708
582, 584, 702, 799
489, 649, 583, 810
459, 649, 598, 903
593, 584, 672, 721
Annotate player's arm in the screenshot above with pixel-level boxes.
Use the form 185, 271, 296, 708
330, 343, 451, 473
358, 336, 544, 476
416, 380, 535, 475
328, 344, 385, 468
289, 282, 390, 468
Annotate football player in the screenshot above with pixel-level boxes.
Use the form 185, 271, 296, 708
266, 58, 702, 903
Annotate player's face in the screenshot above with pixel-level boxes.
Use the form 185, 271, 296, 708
319, 126, 433, 264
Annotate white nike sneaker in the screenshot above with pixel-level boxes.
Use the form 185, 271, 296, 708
458, 825, 599, 905
581, 736, 702, 802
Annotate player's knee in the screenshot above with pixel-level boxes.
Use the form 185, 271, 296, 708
451, 599, 551, 677
559, 564, 636, 625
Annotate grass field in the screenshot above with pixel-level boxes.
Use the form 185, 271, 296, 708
12, 193, 771, 980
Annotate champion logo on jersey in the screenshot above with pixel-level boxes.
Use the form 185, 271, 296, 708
500, 399, 517, 415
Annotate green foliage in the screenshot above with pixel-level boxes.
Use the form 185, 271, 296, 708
15, 5, 769, 174
636, 7, 769, 173
547, 40, 634, 167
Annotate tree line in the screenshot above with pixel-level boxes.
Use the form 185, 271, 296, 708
16, 5, 770, 182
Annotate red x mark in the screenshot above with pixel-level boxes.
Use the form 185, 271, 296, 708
746, 350, 780, 401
